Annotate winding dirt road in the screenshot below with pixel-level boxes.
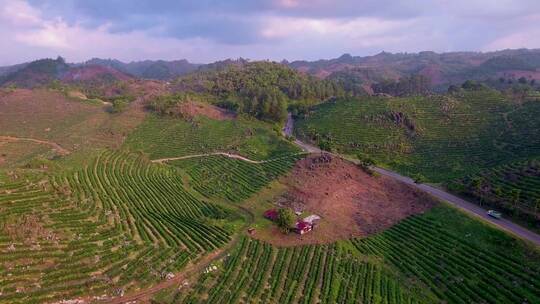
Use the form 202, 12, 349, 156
0, 135, 70, 155
152, 151, 307, 164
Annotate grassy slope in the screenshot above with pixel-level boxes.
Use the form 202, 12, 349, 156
124, 114, 300, 161
0, 88, 146, 168
295, 91, 540, 182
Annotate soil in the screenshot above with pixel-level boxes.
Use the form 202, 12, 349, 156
177, 101, 236, 121
253, 154, 437, 246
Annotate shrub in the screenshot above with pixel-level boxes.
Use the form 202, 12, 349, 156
277, 208, 296, 233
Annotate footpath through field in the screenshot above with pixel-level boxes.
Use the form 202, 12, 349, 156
152, 151, 307, 164
283, 113, 540, 246
0, 135, 70, 155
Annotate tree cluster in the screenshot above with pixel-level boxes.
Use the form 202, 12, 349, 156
173, 61, 344, 122
371, 75, 430, 97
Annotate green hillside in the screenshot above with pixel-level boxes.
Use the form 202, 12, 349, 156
295, 90, 540, 182
449, 158, 540, 230
125, 114, 300, 161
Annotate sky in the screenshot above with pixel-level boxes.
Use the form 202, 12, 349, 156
1, 0, 540, 65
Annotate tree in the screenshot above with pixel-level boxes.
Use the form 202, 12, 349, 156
518, 77, 528, 84
276, 208, 296, 233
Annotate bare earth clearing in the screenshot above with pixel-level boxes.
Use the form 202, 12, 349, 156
253, 155, 437, 246
177, 101, 236, 120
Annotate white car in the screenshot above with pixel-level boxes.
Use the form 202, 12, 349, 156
487, 210, 502, 219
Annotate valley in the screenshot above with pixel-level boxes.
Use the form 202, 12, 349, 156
0, 51, 539, 304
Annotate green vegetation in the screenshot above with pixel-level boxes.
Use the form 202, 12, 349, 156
276, 208, 296, 232
295, 91, 540, 182
172, 61, 344, 122
125, 114, 300, 161
352, 205, 540, 304
163, 238, 421, 304
372, 75, 431, 96
159, 205, 540, 304
170, 154, 303, 203
0, 151, 234, 303
449, 158, 540, 231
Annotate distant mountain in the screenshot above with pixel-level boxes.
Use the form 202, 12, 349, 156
0, 57, 134, 88
0, 57, 70, 87
61, 65, 134, 85
85, 58, 201, 80
288, 49, 540, 91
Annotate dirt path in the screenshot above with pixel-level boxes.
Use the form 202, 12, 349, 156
0, 135, 70, 155
152, 152, 307, 164
283, 114, 540, 246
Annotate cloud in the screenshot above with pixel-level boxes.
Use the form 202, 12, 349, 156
1, 0, 540, 65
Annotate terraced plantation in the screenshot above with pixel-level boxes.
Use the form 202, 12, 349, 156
352, 206, 540, 304
170, 154, 303, 202
449, 157, 540, 230
295, 91, 540, 182
125, 114, 300, 161
161, 238, 421, 304
0, 151, 233, 303
157, 205, 540, 304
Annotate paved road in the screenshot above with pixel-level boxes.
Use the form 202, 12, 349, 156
284, 114, 540, 246
373, 167, 540, 246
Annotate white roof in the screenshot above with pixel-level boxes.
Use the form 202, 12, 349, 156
303, 215, 321, 224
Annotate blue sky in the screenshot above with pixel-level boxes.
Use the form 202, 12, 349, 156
1, 0, 540, 65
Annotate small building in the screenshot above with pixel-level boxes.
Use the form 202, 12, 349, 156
295, 221, 312, 235
264, 209, 279, 221
303, 215, 321, 225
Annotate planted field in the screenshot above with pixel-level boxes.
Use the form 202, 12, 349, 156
449, 158, 540, 230
352, 205, 540, 304
125, 114, 299, 161
170, 154, 303, 203
168, 238, 421, 304
0, 151, 232, 303
295, 91, 540, 182
155, 205, 540, 304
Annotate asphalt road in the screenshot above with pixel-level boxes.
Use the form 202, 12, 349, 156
285, 114, 540, 246
373, 167, 540, 246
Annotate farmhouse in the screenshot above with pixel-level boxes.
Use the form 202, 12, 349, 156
295, 220, 312, 235
303, 214, 321, 225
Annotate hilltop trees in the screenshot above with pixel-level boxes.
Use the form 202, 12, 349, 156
172, 61, 343, 122
372, 75, 430, 96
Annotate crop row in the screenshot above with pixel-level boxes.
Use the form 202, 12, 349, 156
450, 157, 540, 227
173, 238, 419, 304
0, 151, 231, 303
171, 154, 302, 203
351, 213, 540, 303
295, 92, 540, 182
125, 114, 299, 161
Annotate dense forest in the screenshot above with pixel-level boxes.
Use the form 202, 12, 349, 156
170, 61, 344, 122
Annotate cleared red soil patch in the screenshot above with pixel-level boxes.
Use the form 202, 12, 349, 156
177, 101, 236, 120
254, 155, 437, 246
